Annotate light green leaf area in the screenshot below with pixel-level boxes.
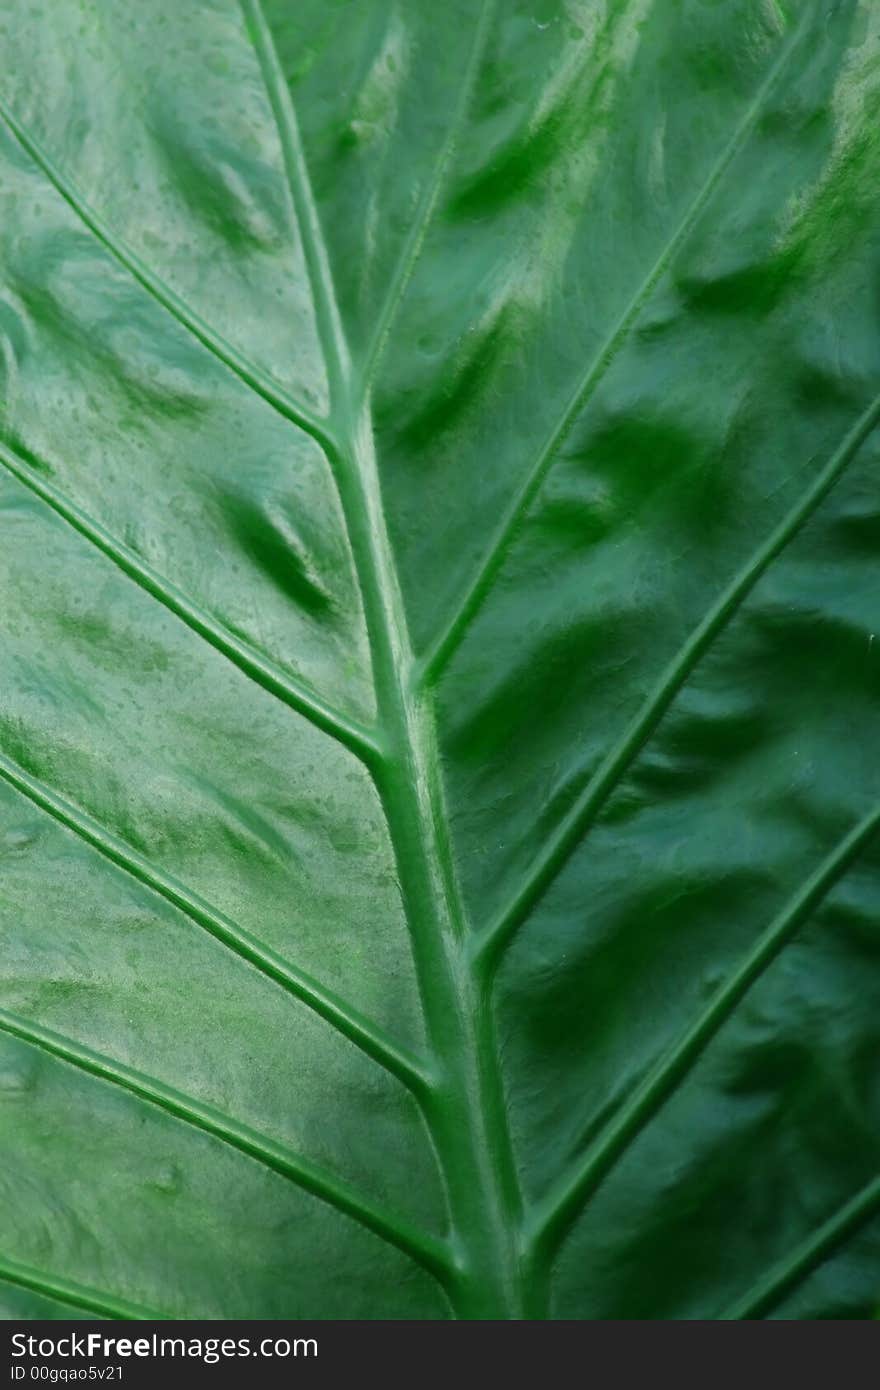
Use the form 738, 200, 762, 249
0, 0, 878, 1319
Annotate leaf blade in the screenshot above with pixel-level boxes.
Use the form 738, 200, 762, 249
1, 0, 879, 1320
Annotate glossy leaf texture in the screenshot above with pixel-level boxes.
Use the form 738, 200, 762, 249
0, 0, 879, 1321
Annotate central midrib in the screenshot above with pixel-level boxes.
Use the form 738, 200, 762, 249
241, 0, 526, 1316
336, 412, 525, 1318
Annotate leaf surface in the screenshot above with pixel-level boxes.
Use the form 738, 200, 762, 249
1, 0, 879, 1320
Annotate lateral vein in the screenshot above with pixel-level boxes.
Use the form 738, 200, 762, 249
358, 0, 497, 400
0, 95, 334, 454
0, 1008, 450, 1281
0, 1254, 165, 1321
0, 750, 430, 1099
0, 438, 381, 770
526, 805, 880, 1259
476, 385, 880, 971
421, 17, 806, 681
723, 1172, 880, 1319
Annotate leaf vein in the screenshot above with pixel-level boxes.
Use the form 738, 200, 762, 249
240, 0, 527, 1314
421, 15, 805, 681
239, 0, 352, 408
0, 749, 430, 1098
0, 1008, 449, 1282
723, 1172, 880, 1319
358, 0, 496, 400
0, 437, 381, 769
476, 385, 880, 971
0, 1254, 165, 1321
0, 95, 333, 453
526, 804, 880, 1260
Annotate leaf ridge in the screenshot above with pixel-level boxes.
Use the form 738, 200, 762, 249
358, 0, 497, 400
0, 1007, 450, 1282
0, 749, 430, 1098
338, 419, 528, 1314
475, 385, 880, 973
0, 95, 334, 454
239, 0, 353, 406
0, 1254, 165, 1321
420, 15, 805, 681
241, 0, 528, 1314
0, 437, 380, 769
723, 1173, 880, 1319
525, 804, 880, 1264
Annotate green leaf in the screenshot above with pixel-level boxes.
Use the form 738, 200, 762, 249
0, 0, 878, 1320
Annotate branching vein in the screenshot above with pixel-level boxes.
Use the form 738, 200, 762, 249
357, 0, 496, 400
243, 0, 526, 1315
475, 385, 880, 973
0, 1009, 449, 1282
0, 1254, 164, 1321
2, 0, 870, 1323
525, 804, 880, 1261
0, 750, 430, 1099
0, 94, 334, 454
238, 0, 352, 405
421, 17, 805, 681
723, 1172, 880, 1319
0, 437, 381, 769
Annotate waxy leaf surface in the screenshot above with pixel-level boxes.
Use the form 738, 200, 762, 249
1, 0, 879, 1320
